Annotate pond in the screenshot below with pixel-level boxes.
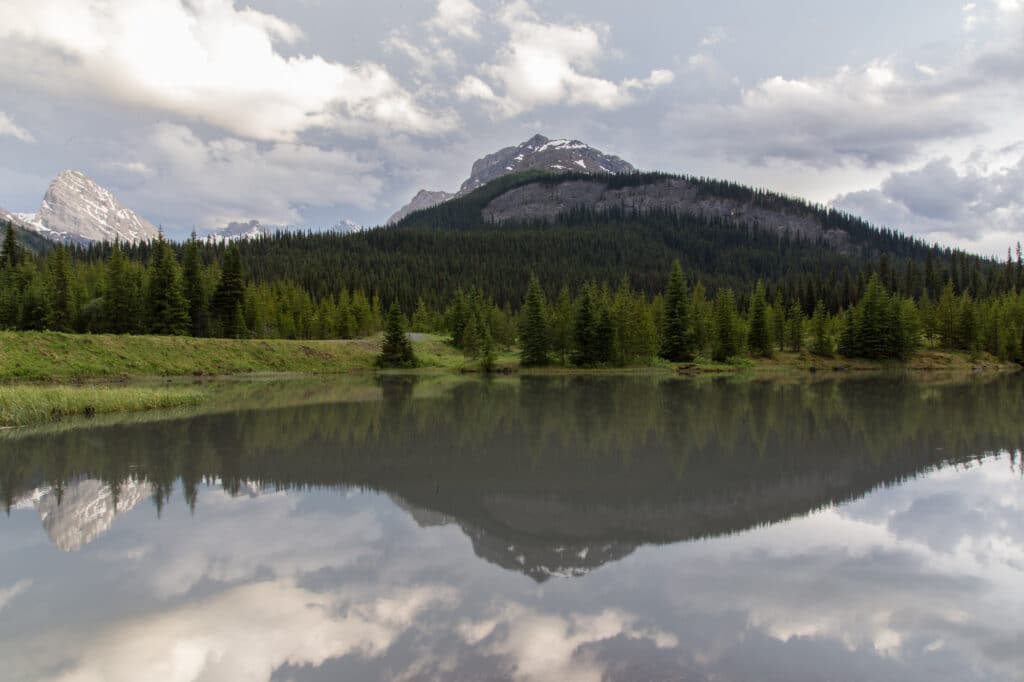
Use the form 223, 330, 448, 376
1, 374, 1022, 681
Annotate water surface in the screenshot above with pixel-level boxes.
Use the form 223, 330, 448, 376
1, 375, 1022, 681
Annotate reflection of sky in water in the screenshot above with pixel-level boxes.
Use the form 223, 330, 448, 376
0, 453, 1020, 682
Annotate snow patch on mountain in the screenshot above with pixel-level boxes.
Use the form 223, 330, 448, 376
387, 134, 635, 224
207, 217, 364, 242
3, 170, 158, 245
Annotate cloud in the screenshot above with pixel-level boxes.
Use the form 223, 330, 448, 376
0, 112, 34, 143
0, 579, 32, 613
127, 123, 384, 229
669, 60, 980, 167
428, 0, 483, 41
832, 155, 1024, 250
459, 604, 677, 682
0, 0, 455, 142
457, 0, 673, 117
46, 581, 457, 682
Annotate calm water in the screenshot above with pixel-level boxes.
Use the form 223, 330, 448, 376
1, 375, 1022, 682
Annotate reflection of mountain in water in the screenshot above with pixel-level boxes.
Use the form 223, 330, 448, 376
3, 376, 1023, 576
33, 479, 151, 551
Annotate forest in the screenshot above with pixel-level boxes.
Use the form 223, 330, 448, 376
2, 219, 1023, 368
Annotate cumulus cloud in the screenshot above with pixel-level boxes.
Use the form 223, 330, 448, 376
46, 581, 456, 682
0, 0, 455, 141
128, 123, 384, 228
428, 0, 483, 40
458, 604, 677, 682
833, 155, 1024, 251
456, 0, 673, 117
0, 112, 34, 143
669, 60, 980, 167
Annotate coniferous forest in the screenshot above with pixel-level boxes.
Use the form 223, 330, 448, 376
2, 170, 1024, 368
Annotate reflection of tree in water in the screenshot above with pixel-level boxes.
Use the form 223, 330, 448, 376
2, 375, 1022, 575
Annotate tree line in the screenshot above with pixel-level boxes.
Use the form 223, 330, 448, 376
3, 222, 1023, 366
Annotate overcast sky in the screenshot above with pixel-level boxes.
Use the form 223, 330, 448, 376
0, 0, 1021, 255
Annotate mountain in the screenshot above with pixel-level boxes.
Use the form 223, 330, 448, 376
1, 170, 158, 245
207, 218, 364, 242
387, 134, 635, 224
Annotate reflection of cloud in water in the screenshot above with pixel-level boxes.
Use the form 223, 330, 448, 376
459, 605, 677, 682
47, 582, 457, 682
2, 455, 1021, 681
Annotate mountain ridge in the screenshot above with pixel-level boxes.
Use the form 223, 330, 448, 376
386, 133, 635, 224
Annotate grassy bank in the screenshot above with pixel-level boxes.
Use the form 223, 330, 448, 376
0, 384, 206, 427
0, 331, 470, 381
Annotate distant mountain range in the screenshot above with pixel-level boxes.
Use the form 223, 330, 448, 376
207, 218, 364, 243
386, 133, 635, 224
1, 170, 159, 246
0, 170, 362, 247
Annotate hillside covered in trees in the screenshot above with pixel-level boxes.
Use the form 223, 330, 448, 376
2, 170, 1022, 368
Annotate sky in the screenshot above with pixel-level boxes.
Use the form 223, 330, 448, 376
0, 0, 1021, 256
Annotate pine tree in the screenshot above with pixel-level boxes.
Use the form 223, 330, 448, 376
212, 244, 245, 338
772, 292, 786, 352
519, 275, 549, 366
104, 241, 138, 334
659, 260, 694, 361
1, 222, 22, 269
549, 285, 574, 365
146, 234, 190, 336
572, 285, 598, 366
411, 298, 432, 332
182, 233, 207, 337
853, 274, 890, 359
810, 300, 830, 356
46, 245, 76, 332
712, 288, 739, 362
377, 302, 417, 368
747, 280, 771, 357
785, 301, 804, 352
935, 281, 958, 349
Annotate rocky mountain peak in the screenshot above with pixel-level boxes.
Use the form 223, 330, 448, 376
5, 169, 159, 245
387, 134, 635, 224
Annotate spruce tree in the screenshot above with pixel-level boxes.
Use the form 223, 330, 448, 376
810, 300, 831, 356
104, 241, 138, 334
712, 288, 739, 362
1, 222, 22, 269
785, 301, 804, 352
182, 233, 207, 337
146, 235, 190, 336
572, 285, 598, 366
377, 302, 417, 368
519, 275, 549, 366
659, 260, 694, 361
46, 245, 76, 332
747, 280, 771, 357
549, 285, 574, 365
212, 244, 245, 338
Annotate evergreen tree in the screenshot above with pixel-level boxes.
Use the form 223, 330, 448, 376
46, 245, 76, 332
747, 280, 771, 357
212, 244, 245, 338
572, 285, 599, 366
810, 300, 830, 356
182, 233, 207, 337
772, 292, 786, 352
659, 260, 694, 361
852, 274, 890, 359
104, 241, 139, 334
549, 285, 574, 365
785, 301, 804, 352
712, 288, 739, 362
146, 235, 190, 336
935, 281, 958, 349
1, 222, 22, 269
519, 275, 549, 366
377, 302, 416, 368
411, 298, 432, 332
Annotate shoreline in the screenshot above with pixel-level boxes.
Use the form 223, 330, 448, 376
1, 331, 1019, 427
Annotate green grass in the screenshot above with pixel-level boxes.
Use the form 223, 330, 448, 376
0, 331, 470, 381
0, 384, 207, 427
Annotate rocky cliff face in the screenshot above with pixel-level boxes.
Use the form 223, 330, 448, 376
387, 134, 634, 224
480, 177, 850, 247
4, 170, 159, 245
